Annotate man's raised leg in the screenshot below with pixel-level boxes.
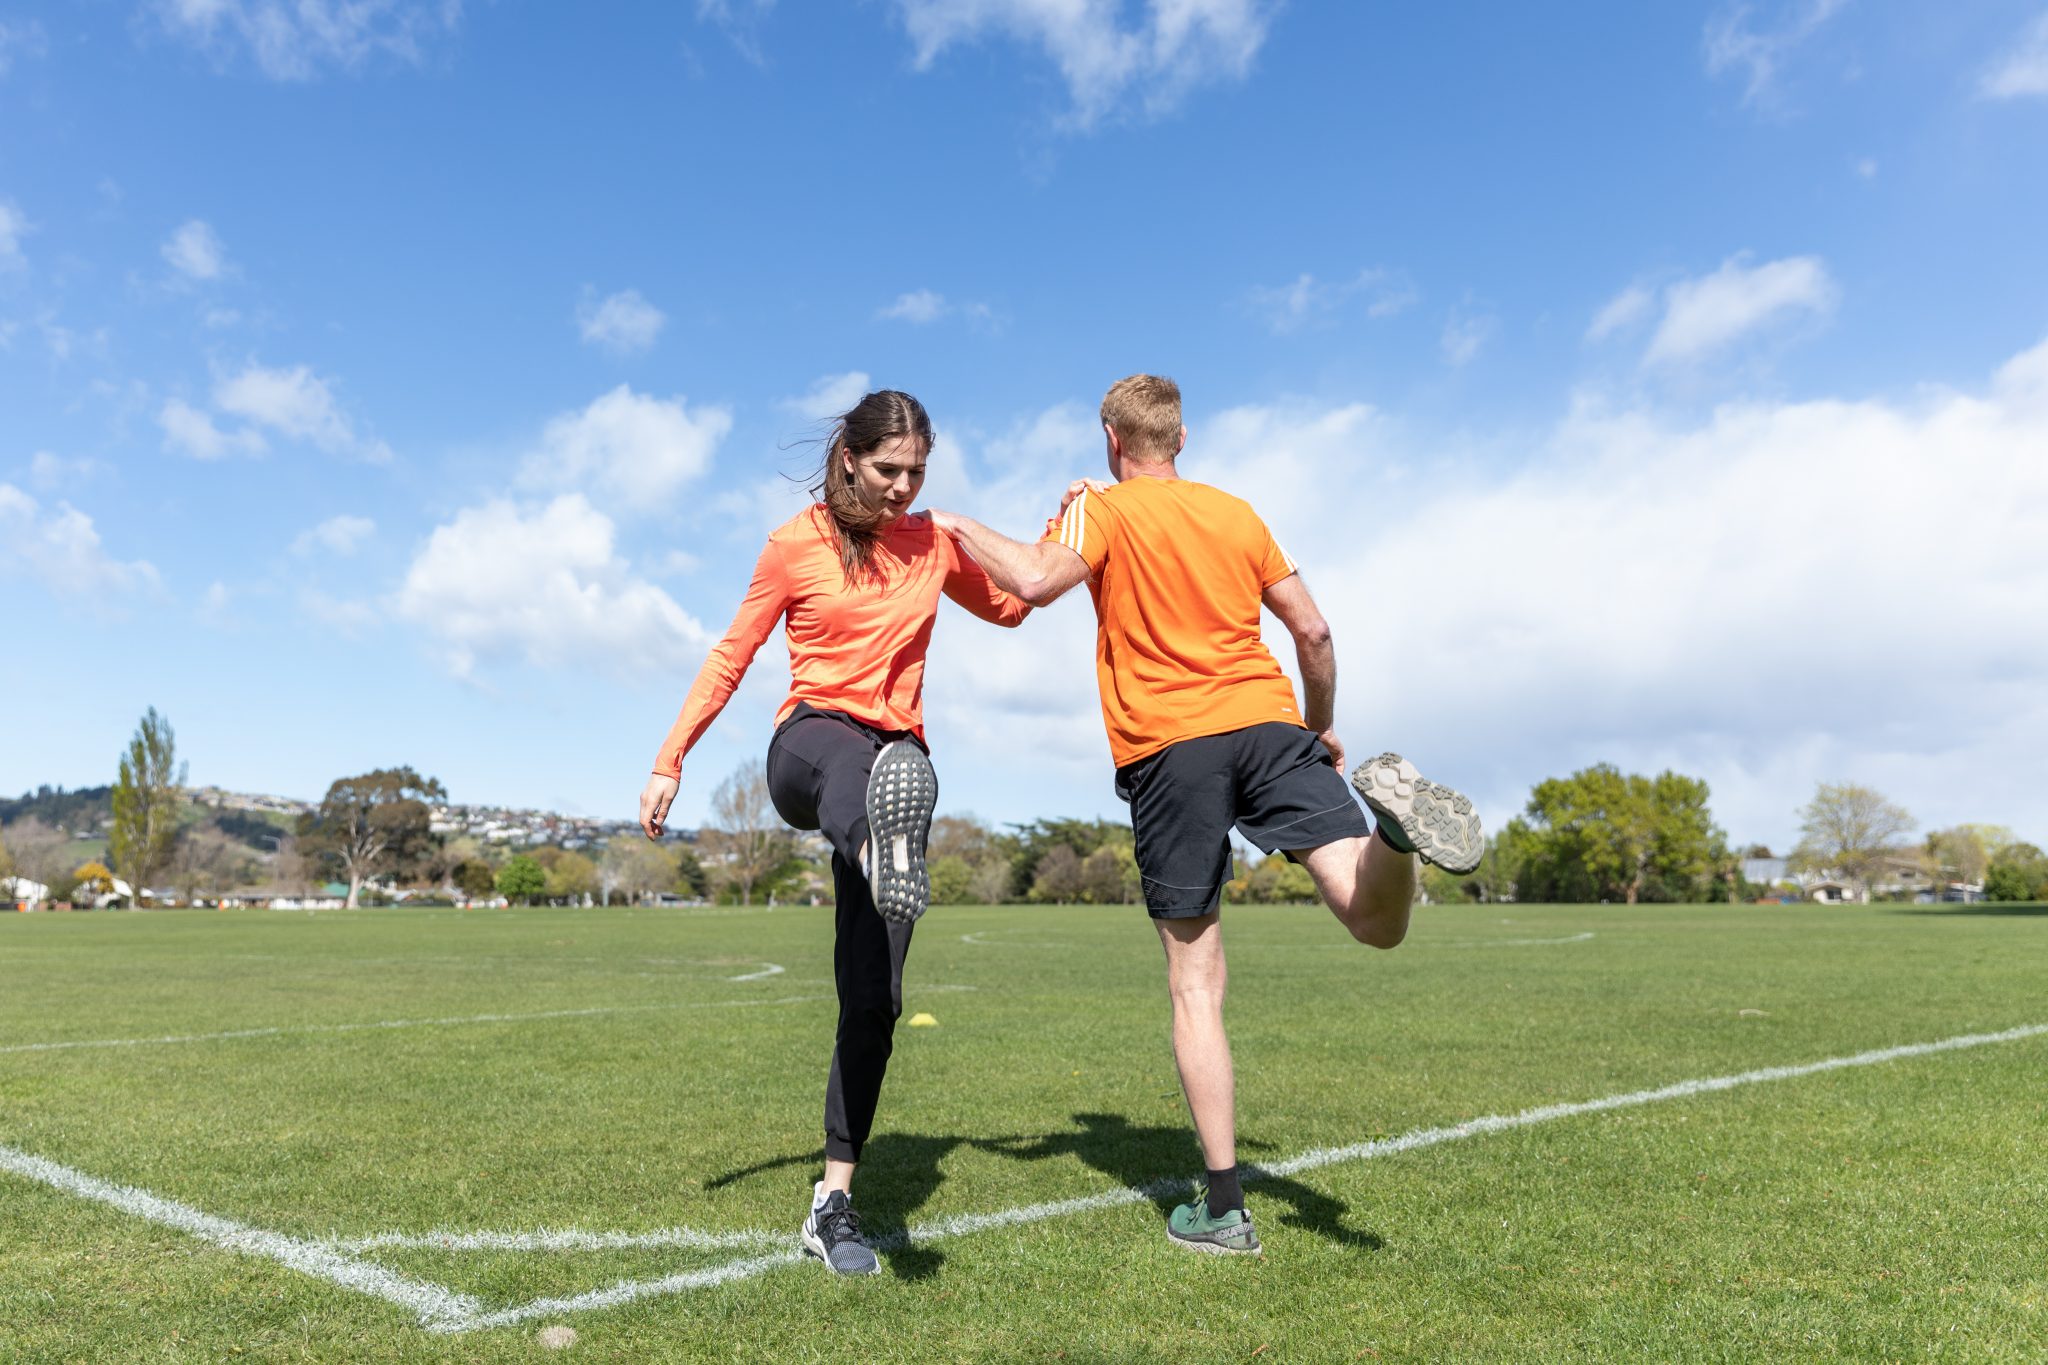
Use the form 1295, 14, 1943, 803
1295, 835, 1416, 949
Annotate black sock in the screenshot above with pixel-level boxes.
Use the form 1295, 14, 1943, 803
1204, 1166, 1244, 1215
1375, 820, 1417, 855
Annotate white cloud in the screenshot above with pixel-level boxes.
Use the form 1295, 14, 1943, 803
291, 513, 376, 557
1174, 335, 2048, 847
1586, 284, 1654, 342
0, 19, 48, 76
213, 361, 391, 460
394, 494, 712, 679
152, 0, 463, 81
27, 452, 105, 491
1643, 254, 1834, 366
876, 290, 1001, 329
1704, 0, 1848, 109
891, 0, 1271, 126
198, 580, 235, 627
299, 588, 381, 636
0, 199, 29, 270
162, 219, 228, 281
784, 371, 873, 422
216, 363, 351, 447
577, 288, 666, 353
651, 548, 701, 577
158, 397, 267, 459
879, 289, 948, 324
516, 384, 731, 514
0, 484, 163, 602
1248, 268, 1416, 334
696, 0, 774, 65
40, 319, 113, 364
1981, 12, 2048, 99
1440, 308, 1497, 366
1854, 156, 1878, 179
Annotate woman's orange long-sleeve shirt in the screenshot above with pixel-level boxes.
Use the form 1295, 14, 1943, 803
652, 505, 1029, 776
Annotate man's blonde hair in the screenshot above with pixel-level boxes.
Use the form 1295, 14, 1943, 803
1100, 374, 1182, 463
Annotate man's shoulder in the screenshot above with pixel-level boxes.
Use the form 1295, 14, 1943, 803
1107, 477, 1263, 522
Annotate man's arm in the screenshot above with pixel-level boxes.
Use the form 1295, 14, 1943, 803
927, 510, 1091, 606
1262, 572, 1342, 768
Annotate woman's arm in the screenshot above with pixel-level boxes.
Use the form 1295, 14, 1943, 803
929, 509, 1090, 607
939, 531, 1033, 627
639, 541, 792, 837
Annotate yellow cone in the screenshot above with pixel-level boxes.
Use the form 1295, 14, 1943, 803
907, 1012, 937, 1027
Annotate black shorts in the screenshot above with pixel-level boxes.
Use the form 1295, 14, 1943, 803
1115, 723, 1372, 920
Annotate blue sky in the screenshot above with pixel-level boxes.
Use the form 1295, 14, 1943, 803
3, 1, 2046, 852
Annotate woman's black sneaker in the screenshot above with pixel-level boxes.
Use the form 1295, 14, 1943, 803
801, 1184, 881, 1276
866, 740, 937, 923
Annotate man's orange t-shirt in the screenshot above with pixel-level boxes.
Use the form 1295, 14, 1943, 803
1043, 477, 1304, 768
653, 505, 1029, 776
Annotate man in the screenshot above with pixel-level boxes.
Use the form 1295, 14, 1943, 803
929, 374, 1482, 1255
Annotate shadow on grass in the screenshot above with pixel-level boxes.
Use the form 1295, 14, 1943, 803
1888, 903, 2048, 918
987, 1112, 1384, 1253
707, 1111, 1380, 1280
705, 1133, 1009, 1280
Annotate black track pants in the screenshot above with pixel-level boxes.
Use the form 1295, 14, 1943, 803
765, 705, 922, 1165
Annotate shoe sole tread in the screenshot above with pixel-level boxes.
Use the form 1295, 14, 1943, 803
1352, 752, 1484, 874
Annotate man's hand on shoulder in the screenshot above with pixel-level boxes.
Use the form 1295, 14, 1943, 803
927, 509, 963, 536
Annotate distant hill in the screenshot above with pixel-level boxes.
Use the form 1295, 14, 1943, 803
0, 785, 114, 835
1, 785, 290, 853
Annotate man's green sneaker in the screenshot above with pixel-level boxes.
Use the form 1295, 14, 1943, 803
1166, 1190, 1262, 1255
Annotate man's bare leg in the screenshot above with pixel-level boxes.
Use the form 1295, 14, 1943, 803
1154, 911, 1235, 1170
1294, 833, 1417, 949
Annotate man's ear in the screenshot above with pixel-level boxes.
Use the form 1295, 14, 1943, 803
1175, 425, 1188, 456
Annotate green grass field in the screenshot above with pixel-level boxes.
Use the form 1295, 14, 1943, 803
2, 901, 2043, 1362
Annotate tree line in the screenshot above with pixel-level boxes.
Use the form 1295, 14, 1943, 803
4, 709, 2044, 910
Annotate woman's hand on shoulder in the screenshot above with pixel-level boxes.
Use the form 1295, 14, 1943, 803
1060, 478, 1111, 513
640, 773, 680, 840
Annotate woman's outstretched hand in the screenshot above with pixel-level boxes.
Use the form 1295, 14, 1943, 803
640, 773, 680, 840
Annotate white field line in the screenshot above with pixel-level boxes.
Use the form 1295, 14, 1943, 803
449, 1250, 808, 1332
0, 982, 978, 1058
1430, 931, 1596, 948
330, 1226, 790, 1254
0, 994, 835, 1056
0, 1141, 481, 1330
725, 962, 784, 982
959, 930, 1076, 947
418, 1020, 2048, 1332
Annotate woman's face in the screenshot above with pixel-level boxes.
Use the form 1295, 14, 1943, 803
844, 434, 928, 524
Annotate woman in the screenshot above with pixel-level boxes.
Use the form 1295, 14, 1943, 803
637, 388, 1029, 1275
